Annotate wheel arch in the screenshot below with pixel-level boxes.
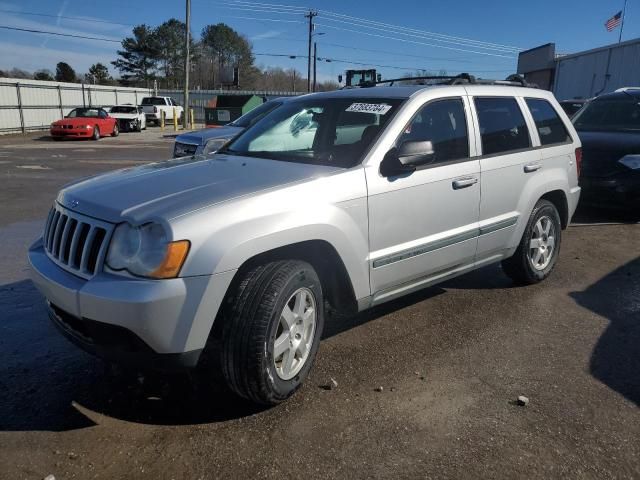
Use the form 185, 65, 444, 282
224, 240, 359, 316
540, 189, 569, 229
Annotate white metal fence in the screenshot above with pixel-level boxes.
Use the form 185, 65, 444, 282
0, 78, 301, 134
0, 78, 152, 134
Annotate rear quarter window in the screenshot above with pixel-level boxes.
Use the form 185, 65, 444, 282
526, 98, 571, 146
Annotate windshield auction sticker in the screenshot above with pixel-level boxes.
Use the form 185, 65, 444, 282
346, 103, 393, 115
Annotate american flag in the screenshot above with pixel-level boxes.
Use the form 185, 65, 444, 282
605, 11, 622, 31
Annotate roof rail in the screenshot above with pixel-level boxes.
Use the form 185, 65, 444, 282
361, 73, 538, 89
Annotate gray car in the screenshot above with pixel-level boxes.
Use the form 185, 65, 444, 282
173, 99, 285, 157
29, 82, 581, 405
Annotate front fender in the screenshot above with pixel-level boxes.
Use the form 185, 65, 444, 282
173, 169, 371, 301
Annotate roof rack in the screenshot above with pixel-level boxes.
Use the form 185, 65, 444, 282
361, 73, 537, 88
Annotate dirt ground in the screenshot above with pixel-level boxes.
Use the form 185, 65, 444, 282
0, 131, 638, 479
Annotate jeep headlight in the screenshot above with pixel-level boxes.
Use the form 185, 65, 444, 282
106, 222, 190, 279
619, 155, 640, 170
202, 138, 229, 155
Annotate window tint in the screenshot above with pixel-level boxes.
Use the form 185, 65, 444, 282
398, 98, 469, 164
141, 97, 167, 106
334, 111, 378, 146
474, 97, 530, 155
526, 98, 571, 145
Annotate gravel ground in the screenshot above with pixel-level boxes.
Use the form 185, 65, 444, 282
0, 131, 638, 480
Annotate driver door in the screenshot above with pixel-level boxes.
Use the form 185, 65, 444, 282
365, 96, 481, 300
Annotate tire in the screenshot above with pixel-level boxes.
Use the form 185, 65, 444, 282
91, 126, 100, 141
502, 199, 562, 285
136, 119, 142, 132
111, 123, 119, 137
219, 260, 324, 405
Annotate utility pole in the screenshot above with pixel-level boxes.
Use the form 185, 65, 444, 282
313, 42, 317, 92
292, 70, 296, 92
183, 0, 191, 129
305, 10, 317, 92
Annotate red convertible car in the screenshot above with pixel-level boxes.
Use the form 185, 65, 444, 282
50, 107, 119, 140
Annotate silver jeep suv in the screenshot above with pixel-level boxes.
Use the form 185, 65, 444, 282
29, 80, 581, 405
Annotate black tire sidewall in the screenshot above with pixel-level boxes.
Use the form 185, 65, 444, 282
521, 201, 562, 282
112, 123, 119, 136
263, 264, 324, 401
92, 127, 100, 140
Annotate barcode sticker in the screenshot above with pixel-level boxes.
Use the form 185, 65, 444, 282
345, 103, 392, 115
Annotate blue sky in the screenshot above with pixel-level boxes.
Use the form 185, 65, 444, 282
0, 0, 636, 82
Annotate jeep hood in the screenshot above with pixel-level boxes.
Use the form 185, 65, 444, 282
57, 154, 341, 223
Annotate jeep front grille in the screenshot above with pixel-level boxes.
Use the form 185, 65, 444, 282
43, 204, 114, 279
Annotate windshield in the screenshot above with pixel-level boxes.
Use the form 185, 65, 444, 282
220, 97, 404, 167
573, 95, 640, 131
66, 108, 100, 118
110, 106, 137, 114
141, 97, 166, 106
230, 101, 281, 128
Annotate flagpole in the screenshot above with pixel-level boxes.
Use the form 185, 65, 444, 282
619, 0, 628, 43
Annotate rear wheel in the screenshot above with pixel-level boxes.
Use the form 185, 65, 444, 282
502, 199, 562, 285
136, 119, 142, 132
219, 260, 324, 405
92, 126, 100, 141
111, 123, 119, 137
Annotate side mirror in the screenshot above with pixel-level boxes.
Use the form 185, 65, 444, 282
380, 141, 435, 177
397, 140, 435, 166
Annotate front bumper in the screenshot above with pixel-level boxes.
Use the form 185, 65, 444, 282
580, 172, 640, 207
51, 128, 92, 138
28, 238, 236, 369
116, 118, 140, 132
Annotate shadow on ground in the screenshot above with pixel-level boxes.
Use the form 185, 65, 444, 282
571, 257, 640, 406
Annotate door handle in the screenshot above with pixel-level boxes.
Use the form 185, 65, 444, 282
524, 163, 542, 173
452, 177, 478, 190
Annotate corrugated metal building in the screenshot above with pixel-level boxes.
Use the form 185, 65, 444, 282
517, 38, 640, 100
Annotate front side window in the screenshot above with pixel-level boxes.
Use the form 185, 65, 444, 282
398, 98, 469, 164
475, 97, 530, 156
573, 96, 640, 132
221, 97, 404, 167
526, 98, 571, 146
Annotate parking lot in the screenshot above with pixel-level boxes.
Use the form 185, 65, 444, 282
0, 130, 638, 479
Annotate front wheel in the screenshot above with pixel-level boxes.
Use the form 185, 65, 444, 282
91, 126, 100, 141
502, 199, 562, 285
219, 260, 324, 405
111, 123, 119, 137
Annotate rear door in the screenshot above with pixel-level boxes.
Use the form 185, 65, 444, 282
366, 95, 481, 299
469, 93, 540, 262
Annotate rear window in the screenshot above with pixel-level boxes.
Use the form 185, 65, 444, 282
474, 97, 530, 156
573, 96, 640, 132
526, 98, 571, 146
141, 97, 167, 106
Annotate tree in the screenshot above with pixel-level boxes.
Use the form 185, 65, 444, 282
7, 68, 32, 79
55, 62, 77, 82
112, 24, 160, 86
88, 63, 111, 84
34, 69, 54, 81
155, 19, 196, 88
201, 23, 258, 88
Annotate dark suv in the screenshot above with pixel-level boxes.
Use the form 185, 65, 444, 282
573, 88, 640, 209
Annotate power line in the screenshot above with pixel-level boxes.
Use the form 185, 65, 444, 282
318, 15, 520, 54
221, 1, 522, 53
252, 52, 513, 74
318, 10, 522, 52
217, 14, 304, 24
0, 25, 121, 42
0, 9, 134, 27
216, 0, 308, 12
315, 23, 517, 59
